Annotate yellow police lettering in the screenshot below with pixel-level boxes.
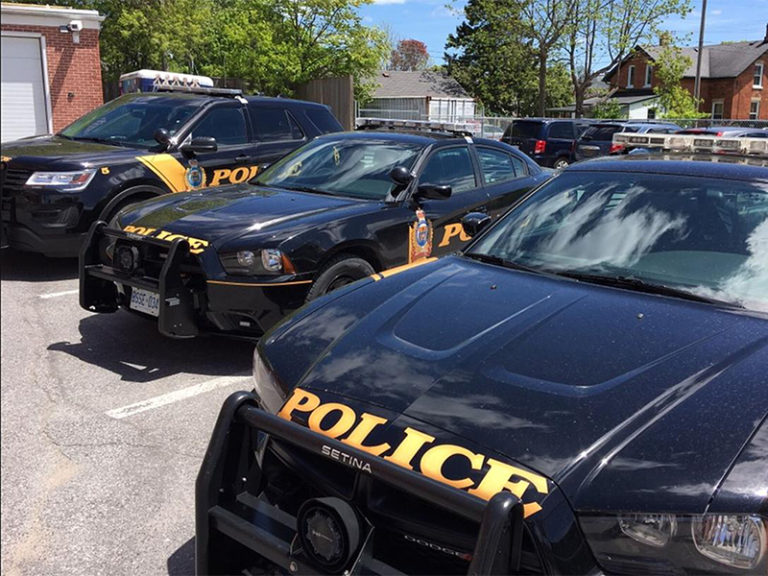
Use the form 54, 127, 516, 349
249, 165, 259, 179
438, 223, 471, 247
383, 427, 435, 470
229, 166, 250, 184
210, 168, 231, 187
342, 413, 391, 456
278, 388, 321, 421
308, 402, 357, 439
468, 458, 548, 518
187, 238, 209, 254
420, 444, 484, 490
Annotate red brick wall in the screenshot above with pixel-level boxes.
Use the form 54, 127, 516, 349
1, 23, 103, 131
607, 53, 657, 90
729, 57, 767, 119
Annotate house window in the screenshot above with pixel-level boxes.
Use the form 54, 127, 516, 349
647, 108, 657, 119
627, 65, 636, 88
750, 100, 761, 120
755, 62, 764, 88
711, 99, 724, 120
645, 66, 653, 87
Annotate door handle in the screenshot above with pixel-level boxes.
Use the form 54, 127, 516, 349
235, 155, 252, 164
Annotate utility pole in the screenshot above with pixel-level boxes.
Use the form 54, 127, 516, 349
694, 0, 707, 111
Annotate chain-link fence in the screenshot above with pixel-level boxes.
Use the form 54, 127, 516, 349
356, 109, 768, 137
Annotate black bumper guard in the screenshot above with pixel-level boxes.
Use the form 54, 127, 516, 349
79, 220, 198, 338
196, 391, 526, 575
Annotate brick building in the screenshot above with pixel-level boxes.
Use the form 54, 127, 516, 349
605, 29, 768, 121
1, 2, 105, 142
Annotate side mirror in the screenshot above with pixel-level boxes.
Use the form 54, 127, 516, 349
389, 166, 414, 186
461, 212, 492, 238
415, 183, 452, 201
153, 128, 171, 146
180, 136, 218, 156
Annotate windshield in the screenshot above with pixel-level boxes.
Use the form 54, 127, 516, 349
510, 122, 543, 139
59, 94, 202, 149
255, 138, 424, 200
467, 171, 768, 312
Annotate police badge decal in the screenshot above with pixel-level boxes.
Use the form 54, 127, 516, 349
185, 159, 207, 190
408, 209, 433, 263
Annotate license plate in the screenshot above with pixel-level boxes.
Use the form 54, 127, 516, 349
580, 146, 599, 157
129, 288, 160, 317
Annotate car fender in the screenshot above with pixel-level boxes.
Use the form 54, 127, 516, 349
96, 182, 168, 223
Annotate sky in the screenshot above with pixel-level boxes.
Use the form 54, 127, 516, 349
360, 0, 768, 66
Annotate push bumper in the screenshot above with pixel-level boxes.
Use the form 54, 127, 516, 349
196, 392, 530, 576
80, 221, 199, 338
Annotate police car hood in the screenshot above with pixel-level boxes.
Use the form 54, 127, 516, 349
118, 184, 360, 247
266, 256, 768, 514
2, 134, 144, 170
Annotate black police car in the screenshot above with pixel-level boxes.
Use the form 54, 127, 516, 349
0, 88, 340, 257
80, 120, 547, 339
196, 145, 768, 575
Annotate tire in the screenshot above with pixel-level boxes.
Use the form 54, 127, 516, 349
305, 253, 375, 302
553, 157, 570, 170
96, 188, 159, 263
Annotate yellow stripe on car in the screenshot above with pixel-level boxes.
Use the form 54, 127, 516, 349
371, 257, 438, 281
136, 154, 189, 193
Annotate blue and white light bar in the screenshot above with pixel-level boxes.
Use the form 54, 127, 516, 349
613, 132, 768, 157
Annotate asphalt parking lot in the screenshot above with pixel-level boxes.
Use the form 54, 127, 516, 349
1, 250, 256, 576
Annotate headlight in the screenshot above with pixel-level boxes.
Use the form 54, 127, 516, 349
219, 248, 296, 276
26, 169, 97, 192
252, 350, 287, 414
581, 513, 767, 574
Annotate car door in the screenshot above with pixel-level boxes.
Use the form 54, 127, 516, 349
247, 104, 308, 173
476, 146, 538, 220
182, 102, 259, 189
413, 144, 490, 258
546, 121, 576, 163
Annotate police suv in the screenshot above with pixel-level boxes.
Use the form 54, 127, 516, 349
197, 133, 768, 575
0, 87, 341, 257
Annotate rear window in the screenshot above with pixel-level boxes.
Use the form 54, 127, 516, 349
510, 121, 544, 139
583, 125, 627, 141
304, 108, 343, 134
548, 122, 575, 139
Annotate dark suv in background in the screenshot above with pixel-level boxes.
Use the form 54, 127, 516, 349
501, 118, 593, 169
573, 121, 680, 161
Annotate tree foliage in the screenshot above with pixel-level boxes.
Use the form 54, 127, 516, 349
652, 44, 708, 118
23, 0, 389, 101
446, 0, 571, 116
389, 39, 430, 71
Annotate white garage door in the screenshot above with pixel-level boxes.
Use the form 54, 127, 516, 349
1, 35, 50, 143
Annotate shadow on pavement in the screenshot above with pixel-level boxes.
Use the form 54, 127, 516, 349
168, 537, 195, 576
48, 310, 254, 383
0, 249, 79, 282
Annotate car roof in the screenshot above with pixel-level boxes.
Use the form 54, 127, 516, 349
118, 91, 328, 109
317, 131, 451, 145
566, 154, 768, 182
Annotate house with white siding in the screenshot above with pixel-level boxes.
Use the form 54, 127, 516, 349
359, 70, 476, 122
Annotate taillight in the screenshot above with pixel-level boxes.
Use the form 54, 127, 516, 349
534, 140, 546, 154
609, 143, 625, 154
716, 131, 724, 137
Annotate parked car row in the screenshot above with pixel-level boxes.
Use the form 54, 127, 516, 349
2, 92, 767, 576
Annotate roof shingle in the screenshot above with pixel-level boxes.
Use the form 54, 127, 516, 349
370, 71, 472, 99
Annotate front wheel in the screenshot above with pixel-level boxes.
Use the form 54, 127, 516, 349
305, 254, 375, 302
553, 157, 570, 170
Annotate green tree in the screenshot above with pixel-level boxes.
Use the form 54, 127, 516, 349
592, 98, 626, 119
652, 43, 708, 119
446, 0, 570, 116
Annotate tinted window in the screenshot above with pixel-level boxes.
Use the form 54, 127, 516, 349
420, 147, 476, 194
583, 125, 625, 141
251, 108, 304, 141
192, 107, 247, 145
511, 121, 544, 139
305, 108, 343, 134
548, 122, 575, 139
477, 148, 520, 184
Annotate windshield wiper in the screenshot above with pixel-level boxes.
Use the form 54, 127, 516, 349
280, 185, 333, 196
462, 252, 542, 274
552, 271, 742, 308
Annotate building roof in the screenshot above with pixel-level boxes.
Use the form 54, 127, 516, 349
0, 2, 105, 28
370, 71, 472, 100
548, 92, 657, 113
607, 39, 768, 81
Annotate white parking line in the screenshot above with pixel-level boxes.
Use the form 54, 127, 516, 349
105, 374, 251, 419
39, 289, 79, 299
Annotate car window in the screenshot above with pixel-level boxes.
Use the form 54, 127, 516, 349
477, 147, 522, 184
548, 122, 575, 139
250, 108, 304, 142
192, 106, 247, 145
582, 125, 625, 141
510, 121, 543, 139
305, 108, 343, 134
419, 147, 477, 194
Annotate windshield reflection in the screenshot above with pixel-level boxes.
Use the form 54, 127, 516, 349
469, 172, 768, 312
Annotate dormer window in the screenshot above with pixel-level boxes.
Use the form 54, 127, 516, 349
645, 65, 653, 87
627, 65, 636, 88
